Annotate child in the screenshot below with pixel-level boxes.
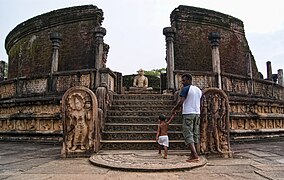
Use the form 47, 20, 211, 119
156, 113, 175, 159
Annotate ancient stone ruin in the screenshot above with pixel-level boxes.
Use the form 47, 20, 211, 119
164, 5, 284, 143
0, 5, 283, 159
0, 6, 115, 155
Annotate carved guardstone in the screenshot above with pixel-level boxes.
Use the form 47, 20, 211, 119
200, 88, 232, 158
61, 86, 99, 158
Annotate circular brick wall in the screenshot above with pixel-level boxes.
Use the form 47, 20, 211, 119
171, 5, 259, 78
5, 5, 103, 79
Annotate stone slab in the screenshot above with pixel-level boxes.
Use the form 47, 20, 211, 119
90, 150, 207, 171
248, 150, 279, 157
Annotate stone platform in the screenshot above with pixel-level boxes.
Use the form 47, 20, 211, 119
89, 150, 207, 171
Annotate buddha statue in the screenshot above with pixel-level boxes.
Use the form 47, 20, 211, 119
133, 69, 148, 88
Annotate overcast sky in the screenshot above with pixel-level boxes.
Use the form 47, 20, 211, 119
0, 0, 283, 76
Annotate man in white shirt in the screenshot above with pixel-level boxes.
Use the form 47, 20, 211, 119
172, 73, 202, 162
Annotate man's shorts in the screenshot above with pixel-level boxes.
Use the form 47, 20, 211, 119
182, 114, 200, 145
158, 135, 169, 147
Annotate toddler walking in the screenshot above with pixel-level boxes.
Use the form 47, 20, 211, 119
156, 113, 175, 159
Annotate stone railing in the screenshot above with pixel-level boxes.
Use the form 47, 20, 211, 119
174, 71, 284, 100
222, 73, 284, 100
0, 69, 97, 100
0, 68, 117, 142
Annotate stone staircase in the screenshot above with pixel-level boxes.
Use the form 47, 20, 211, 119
101, 94, 187, 150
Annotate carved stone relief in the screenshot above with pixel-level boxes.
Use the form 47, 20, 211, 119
258, 120, 266, 128
96, 86, 109, 131
275, 119, 283, 128
247, 119, 257, 129
102, 43, 109, 67
61, 86, 99, 157
200, 88, 232, 158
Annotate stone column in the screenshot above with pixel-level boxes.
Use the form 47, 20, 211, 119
163, 27, 176, 90
50, 32, 62, 74
278, 69, 283, 86
102, 43, 110, 68
246, 53, 253, 78
0, 60, 6, 81
246, 52, 254, 94
266, 61, 272, 81
94, 27, 106, 88
208, 32, 222, 89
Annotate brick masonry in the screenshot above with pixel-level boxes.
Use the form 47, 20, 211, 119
5, 5, 103, 79
170, 5, 259, 78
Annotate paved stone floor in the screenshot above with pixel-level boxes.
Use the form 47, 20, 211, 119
0, 140, 284, 180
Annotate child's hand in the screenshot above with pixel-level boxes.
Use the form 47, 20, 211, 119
156, 137, 158, 142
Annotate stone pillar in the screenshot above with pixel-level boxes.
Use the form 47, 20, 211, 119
278, 69, 283, 86
208, 32, 222, 89
266, 61, 272, 81
0, 60, 6, 81
246, 53, 253, 78
50, 32, 62, 74
114, 71, 122, 94
163, 27, 176, 90
102, 43, 110, 68
246, 52, 254, 94
100, 68, 112, 91
94, 27, 106, 88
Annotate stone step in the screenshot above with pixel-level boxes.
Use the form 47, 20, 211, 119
106, 116, 183, 124
102, 131, 184, 140
113, 94, 174, 101
0, 132, 62, 143
111, 100, 175, 106
102, 93, 179, 151
109, 105, 173, 111
104, 123, 182, 131
100, 140, 187, 150
107, 110, 176, 117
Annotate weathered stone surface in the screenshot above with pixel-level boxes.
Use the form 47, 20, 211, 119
1, 4, 283, 147
200, 88, 232, 158
5, 5, 103, 79
90, 151, 207, 171
101, 94, 186, 150
171, 5, 259, 78
61, 86, 99, 157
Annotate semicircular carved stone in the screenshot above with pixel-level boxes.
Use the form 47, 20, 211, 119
200, 88, 232, 158
61, 86, 99, 158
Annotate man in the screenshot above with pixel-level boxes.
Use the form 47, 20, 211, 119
172, 73, 202, 162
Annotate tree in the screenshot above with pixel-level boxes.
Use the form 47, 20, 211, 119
144, 68, 166, 77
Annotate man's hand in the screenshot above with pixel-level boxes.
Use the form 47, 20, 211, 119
171, 107, 177, 115
172, 96, 185, 114
171, 108, 174, 114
